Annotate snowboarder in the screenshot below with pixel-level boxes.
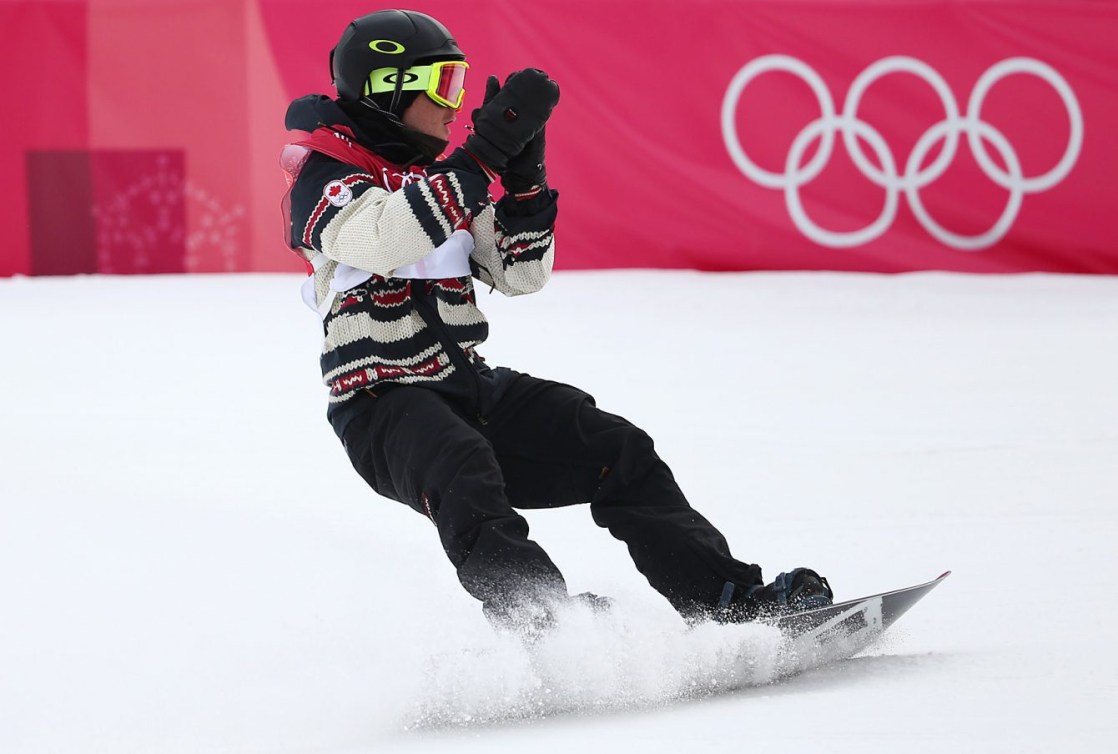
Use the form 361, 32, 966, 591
281, 9, 833, 636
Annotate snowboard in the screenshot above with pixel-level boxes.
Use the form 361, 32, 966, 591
763, 570, 951, 677
409, 572, 952, 726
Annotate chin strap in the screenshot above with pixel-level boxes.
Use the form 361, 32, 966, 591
349, 96, 449, 164
358, 96, 406, 129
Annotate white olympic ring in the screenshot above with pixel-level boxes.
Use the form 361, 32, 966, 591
721, 55, 1083, 250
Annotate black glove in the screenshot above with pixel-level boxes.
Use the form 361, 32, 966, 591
502, 127, 547, 195
464, 69, 559, 174
469, 74, 502, 128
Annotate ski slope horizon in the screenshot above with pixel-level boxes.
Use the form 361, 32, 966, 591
2, 269, 1116, 753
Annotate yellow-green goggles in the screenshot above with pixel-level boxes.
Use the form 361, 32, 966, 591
365, 60, 470, 110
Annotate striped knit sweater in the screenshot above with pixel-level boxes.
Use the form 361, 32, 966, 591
283, 96, 557, 422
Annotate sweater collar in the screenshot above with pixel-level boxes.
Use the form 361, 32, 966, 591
285, 94, 447, 167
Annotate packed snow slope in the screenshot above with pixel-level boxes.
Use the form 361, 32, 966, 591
2, 270, 1116, 753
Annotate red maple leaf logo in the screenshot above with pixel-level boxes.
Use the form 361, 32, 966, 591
328, 184, 342, 197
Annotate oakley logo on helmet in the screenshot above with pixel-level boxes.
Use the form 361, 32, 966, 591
721, 55, 1083, 251
368, 39, 406, 54
382, 72, 420, 85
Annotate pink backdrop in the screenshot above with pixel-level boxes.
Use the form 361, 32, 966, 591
2, 0, 1116, 276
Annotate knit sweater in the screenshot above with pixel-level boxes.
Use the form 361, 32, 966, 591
282, 95, 557, 431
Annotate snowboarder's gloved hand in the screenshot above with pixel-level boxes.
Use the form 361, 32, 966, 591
502, 126, 547, 196
469, 73, 502, 125
465, 69, 559, 175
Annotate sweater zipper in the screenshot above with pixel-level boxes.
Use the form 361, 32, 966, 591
414, 282, 488, 424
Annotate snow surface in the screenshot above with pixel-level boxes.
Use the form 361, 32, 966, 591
2, 269, 1117, 753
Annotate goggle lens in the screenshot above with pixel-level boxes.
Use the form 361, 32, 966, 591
431, 62, 468, 109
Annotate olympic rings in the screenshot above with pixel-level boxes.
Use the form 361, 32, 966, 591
721, 55, 1083, 250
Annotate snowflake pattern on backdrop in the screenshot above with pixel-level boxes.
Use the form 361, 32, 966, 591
92, 153, 246, 273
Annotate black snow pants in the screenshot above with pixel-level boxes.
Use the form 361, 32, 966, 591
337, 371, 762, 620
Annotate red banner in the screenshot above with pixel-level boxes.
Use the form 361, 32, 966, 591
2, 0, 1116, 276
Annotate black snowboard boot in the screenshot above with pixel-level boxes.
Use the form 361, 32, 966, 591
715, 567, 833, 623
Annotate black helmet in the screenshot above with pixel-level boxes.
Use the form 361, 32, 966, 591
330, 10, 465, 104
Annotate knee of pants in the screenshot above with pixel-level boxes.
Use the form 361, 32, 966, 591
421, 441, 513, 527
594, 420, 661, 487
429, 444, 534, 569
589, 422, 692, 520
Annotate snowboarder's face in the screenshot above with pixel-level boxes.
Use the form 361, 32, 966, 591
402, 93, 456, 143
